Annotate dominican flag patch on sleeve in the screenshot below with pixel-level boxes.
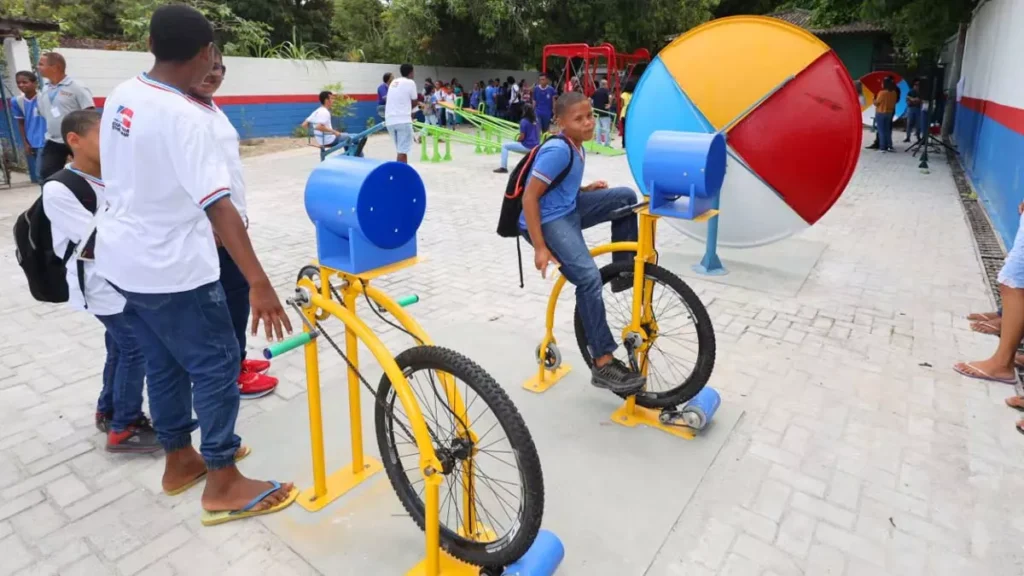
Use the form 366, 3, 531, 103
112, 106, 134, 137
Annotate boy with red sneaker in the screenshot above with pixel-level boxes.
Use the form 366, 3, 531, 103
188, 45, 277, 398
42, 110, 159, 453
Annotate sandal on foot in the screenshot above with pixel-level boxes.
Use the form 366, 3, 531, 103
164, 446, 252, 496
1016, 421, 1024, 436
970, 321, 1001, 335
953, 362, 1018, 385
1006, 396, 1024, 412
200, 481, 298, 527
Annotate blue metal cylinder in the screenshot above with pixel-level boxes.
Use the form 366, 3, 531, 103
503, 530, 565, 576
682, 386, 721, 430
304, 156, 426, 250
642, 131, 727, 200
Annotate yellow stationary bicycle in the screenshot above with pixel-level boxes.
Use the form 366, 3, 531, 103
529, 200, 717, 425
272, 152, 549, 574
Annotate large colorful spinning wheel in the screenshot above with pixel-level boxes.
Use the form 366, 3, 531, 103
625, 16, 862, 248
859, 71, 909, 126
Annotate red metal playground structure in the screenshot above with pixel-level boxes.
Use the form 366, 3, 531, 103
541, 42, 651, 110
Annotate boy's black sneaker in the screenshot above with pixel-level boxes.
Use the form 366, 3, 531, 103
493, 167, 509, 174
591, 358, 645, 395
95, 411, 112, 433
106, 415, 161, 454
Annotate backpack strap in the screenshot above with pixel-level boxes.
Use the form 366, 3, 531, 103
46, 169, 99, 309
544, 135, 576, 193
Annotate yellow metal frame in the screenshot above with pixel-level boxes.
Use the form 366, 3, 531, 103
527, 207, 702, 439
295, 263, 481, 576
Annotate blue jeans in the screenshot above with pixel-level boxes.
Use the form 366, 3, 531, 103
116, 282, 242, 469
537, 113, 552, 133
219, 247, 250, 362
95, 313, 146, 432
26, 147, 43, 183
596, 116, 612, 145
905, 108, 922, 140
487, 103, 496, 116
876, 112, 894, 150
501, 142, 531, 169
525, 187, 638, 358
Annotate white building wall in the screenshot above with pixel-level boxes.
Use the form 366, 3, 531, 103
57, 48, 537, 98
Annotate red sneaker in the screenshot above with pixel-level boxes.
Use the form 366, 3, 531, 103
242, 358, 271, 374
239, 371, 278, 399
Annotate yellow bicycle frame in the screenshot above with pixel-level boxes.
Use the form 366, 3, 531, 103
527, 206, 705, 440
296, 261, 481, 575
528, 207, 659, 390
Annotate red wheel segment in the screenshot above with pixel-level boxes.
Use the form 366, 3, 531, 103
726, 51, 862, 225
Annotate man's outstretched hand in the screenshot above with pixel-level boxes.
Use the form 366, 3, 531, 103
250, 279, 293, 341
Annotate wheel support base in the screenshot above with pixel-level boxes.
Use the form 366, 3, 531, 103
611, 400, 696, 440
297, 458, 384, 512
523, 364, 572, 393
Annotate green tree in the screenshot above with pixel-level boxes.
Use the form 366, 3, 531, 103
860, 0, 977, 57
332, 0, 391, 62
225, 0, 335, 50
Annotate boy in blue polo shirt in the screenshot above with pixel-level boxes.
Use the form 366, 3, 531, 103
520, 92, 643, 394
10, 71, 47, 183
532, 73, 557, 133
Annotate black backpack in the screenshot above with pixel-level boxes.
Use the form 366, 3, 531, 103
14, 169, 97, 305
496, 135, 575, 286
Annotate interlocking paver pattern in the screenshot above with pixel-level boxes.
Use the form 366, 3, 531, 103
0, 131, 1017, 575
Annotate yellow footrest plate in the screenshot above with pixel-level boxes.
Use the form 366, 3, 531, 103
523, 364, 572, 393
610, 403, 696, 440
297, 457, 384, 512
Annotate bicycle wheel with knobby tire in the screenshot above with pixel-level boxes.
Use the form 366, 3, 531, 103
574, 261, 716, 409
375, 345, 544, 568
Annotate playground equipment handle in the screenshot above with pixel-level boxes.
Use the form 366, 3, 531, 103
377, 294, 420, 314
263, 331, 316, 359
395, 294, 419, 307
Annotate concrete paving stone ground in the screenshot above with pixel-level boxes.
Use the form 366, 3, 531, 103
0, 128, 1020, 575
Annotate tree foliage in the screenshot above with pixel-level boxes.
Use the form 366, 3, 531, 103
6, 0, 977, 67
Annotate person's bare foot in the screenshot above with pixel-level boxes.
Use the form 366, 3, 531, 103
967, 311, 1000, 322
970, 318, 1001, 335
202, 465, 293, 513
953, 358, 1016, 383
163, 446, 206, 493
162, 446, 250, 493
1004, 396, 1024, 411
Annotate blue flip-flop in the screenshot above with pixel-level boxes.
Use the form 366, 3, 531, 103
200, 480, 298, 526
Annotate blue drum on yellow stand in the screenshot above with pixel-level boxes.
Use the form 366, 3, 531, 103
305, 156, 426, 273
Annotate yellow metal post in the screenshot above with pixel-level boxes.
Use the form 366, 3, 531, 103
302, 312, 327, 501
297, 275, 384, 512
425, 477, 440, 572
343, 285, 365, 473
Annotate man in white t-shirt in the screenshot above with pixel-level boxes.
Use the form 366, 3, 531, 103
384, 63, 420, 163
301, 91, 346, 148
96, 4, 296, 524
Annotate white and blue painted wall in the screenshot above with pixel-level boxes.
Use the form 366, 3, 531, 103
2, 47, 536, 144
952, 0, 1024, 249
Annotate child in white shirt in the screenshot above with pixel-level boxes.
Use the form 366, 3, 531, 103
42, 110, 159, 453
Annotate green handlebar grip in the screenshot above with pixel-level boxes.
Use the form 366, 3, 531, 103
263, 332, 314, 359
396, 295, 419, 307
